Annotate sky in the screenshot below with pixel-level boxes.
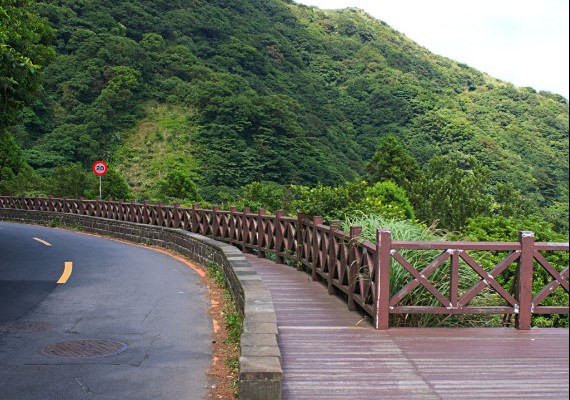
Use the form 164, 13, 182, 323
295, 0, 570, 99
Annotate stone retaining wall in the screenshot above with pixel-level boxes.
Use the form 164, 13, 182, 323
0, 209, 282, 400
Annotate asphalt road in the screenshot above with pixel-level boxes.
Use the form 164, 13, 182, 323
0, 222, 212, 400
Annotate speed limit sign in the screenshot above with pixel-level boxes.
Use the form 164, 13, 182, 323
92, 161, 108, 176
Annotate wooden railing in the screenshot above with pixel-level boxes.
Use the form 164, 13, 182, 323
1, 195, 568, 330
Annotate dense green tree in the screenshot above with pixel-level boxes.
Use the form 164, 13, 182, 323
157, 169, 201, 204
0, 129, 26, 179
0, 163, 45, 195
1, 0, 54, 192
493, 182, 537, 219
101, 168, 133, 201
412, 155, 494, 230
225, 181, 287, 213
544, 202, 570, 234
290, 179, 413, 223
1, 0, 55, 128
365, 135, 421, 192
46, 163, 94, 199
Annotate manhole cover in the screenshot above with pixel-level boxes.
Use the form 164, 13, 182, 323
41, 340, 128, 358
0, 322, 51, 333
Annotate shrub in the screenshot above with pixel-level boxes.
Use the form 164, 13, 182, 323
290, 179, 414, 223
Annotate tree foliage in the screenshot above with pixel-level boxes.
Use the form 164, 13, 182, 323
290, 179, 414, 223
1, 0, 55, 128
1, 0, 54, 191
411, 155, 493, 231
2, 0, 567, 233
157, 169, 201, 204
365, 135, 420, 192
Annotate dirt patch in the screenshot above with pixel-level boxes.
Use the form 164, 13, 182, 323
206, 272, 240, 399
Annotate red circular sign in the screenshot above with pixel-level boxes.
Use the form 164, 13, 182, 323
92, 161, 108, 176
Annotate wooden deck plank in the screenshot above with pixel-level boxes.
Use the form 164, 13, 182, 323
246, 254, 570, 400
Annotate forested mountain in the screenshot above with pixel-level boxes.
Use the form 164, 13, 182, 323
2, 0, 569, 232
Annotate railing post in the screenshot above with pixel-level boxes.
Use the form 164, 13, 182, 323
328, 221, 341, 295
275, 210, 285, 264
257, 209, 266, 258
242, 208, 251, 251
142, 201, 150, 224
63, 196, 70, 214
212, 205, 220, 239
296, 213, 305, 271
191, 204, 199, 233
119, 199, 125, 221
311, 216, 324, 281
78, 197, 85, 215
450, 250, 460, 308
108, 198, 114, 220
375, 229, 392, 330
121, 199, 128, 221
230, 207, 237, 246
157, 202, 164, 226
95, 198, 101, 217
516, 231, 535, 330
348, 226, 362, 312
130, 200, 137, 223
34, 195, 40, 211
173, 203, 181, 228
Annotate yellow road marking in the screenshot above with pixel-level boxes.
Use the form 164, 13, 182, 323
33, 237, 52, 247
57, 262, 73, 284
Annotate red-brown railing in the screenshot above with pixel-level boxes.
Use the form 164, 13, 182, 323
1, 195, 568, 330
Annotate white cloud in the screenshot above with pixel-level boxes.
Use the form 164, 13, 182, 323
295, 0, 569, 98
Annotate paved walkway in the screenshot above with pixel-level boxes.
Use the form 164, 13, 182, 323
246, 254, 570, 400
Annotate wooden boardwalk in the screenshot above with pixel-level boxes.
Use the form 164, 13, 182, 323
246, 254, 570, 400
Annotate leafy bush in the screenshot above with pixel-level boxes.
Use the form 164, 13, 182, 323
363, 181, 415, 220
219, 181, 286, 213
0, 163, 45, 196
47, 163, 95, 199
290, 179, 413, 223
365, 135, 420, 192
156, 169, 202, 204
411, 155, 493, 230
101, 168, 134, 201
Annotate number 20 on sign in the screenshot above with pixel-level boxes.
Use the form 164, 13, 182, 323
92, 161, 108, 176
92, 161, 108, 200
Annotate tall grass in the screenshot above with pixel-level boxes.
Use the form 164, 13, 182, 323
342, 214, 501, 327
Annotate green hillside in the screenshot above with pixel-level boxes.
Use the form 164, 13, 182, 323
2, 0, 569, 232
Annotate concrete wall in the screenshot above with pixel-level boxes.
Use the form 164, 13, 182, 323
0, 209, 282, 400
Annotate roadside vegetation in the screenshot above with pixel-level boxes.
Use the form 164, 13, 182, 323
207, 262, 242, 398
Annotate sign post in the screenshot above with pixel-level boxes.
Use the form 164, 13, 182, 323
92, 161, 108, 200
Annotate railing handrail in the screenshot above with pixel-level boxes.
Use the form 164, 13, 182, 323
1, 195, 568, 330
